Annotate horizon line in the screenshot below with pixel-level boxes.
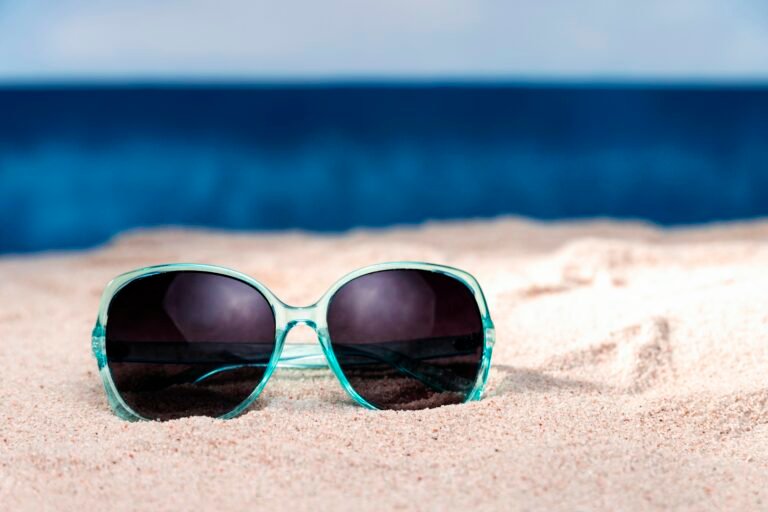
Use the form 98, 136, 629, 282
2, 76, 768, 90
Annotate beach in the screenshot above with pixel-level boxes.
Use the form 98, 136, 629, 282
1, 218, 766, 510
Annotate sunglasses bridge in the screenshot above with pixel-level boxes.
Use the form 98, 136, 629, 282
277, 304, 329, 369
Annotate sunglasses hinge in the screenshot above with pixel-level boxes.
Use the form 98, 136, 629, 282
91, 323, 107, 366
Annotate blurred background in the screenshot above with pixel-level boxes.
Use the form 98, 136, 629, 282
1, 1, 767, 254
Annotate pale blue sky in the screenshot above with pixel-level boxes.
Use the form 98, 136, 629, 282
1, 0, 767, 81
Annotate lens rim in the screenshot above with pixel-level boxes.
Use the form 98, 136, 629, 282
92, 262, 495, 420
317, 264, 495, 410
93, 264, 284, 421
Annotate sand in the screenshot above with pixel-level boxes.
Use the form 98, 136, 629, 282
1, 218, 767, 511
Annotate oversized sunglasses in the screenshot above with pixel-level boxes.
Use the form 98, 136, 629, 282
91, 262, 495, 420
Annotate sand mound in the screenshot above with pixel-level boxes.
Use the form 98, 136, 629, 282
1, 218, 767, 511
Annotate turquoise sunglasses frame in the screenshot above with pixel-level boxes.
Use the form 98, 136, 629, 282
91, 261, 496, 420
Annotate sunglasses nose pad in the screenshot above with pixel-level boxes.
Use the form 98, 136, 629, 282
277, 323, 328, 369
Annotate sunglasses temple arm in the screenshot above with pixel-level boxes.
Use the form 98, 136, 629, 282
189, 347, 329, 384
275, 344, 329, 368
331, 343, 474, 392
191, 340, 474, 392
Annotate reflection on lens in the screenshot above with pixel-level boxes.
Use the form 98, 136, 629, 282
105, 271, 276, 420
327, 270, 484, 410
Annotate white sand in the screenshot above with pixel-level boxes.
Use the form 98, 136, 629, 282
1, 218, 767, 511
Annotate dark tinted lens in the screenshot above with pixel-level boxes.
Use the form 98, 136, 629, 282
327, 270, 484, 410
105, 271, 276, 420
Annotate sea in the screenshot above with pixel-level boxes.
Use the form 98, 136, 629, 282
1, 83, 767, 252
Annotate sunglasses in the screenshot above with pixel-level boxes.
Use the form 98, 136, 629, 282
91, 262, 495, 420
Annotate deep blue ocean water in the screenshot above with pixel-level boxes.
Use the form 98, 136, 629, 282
1, 84, 767, 253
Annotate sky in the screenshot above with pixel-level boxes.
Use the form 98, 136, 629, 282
1, 0, 767, 82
